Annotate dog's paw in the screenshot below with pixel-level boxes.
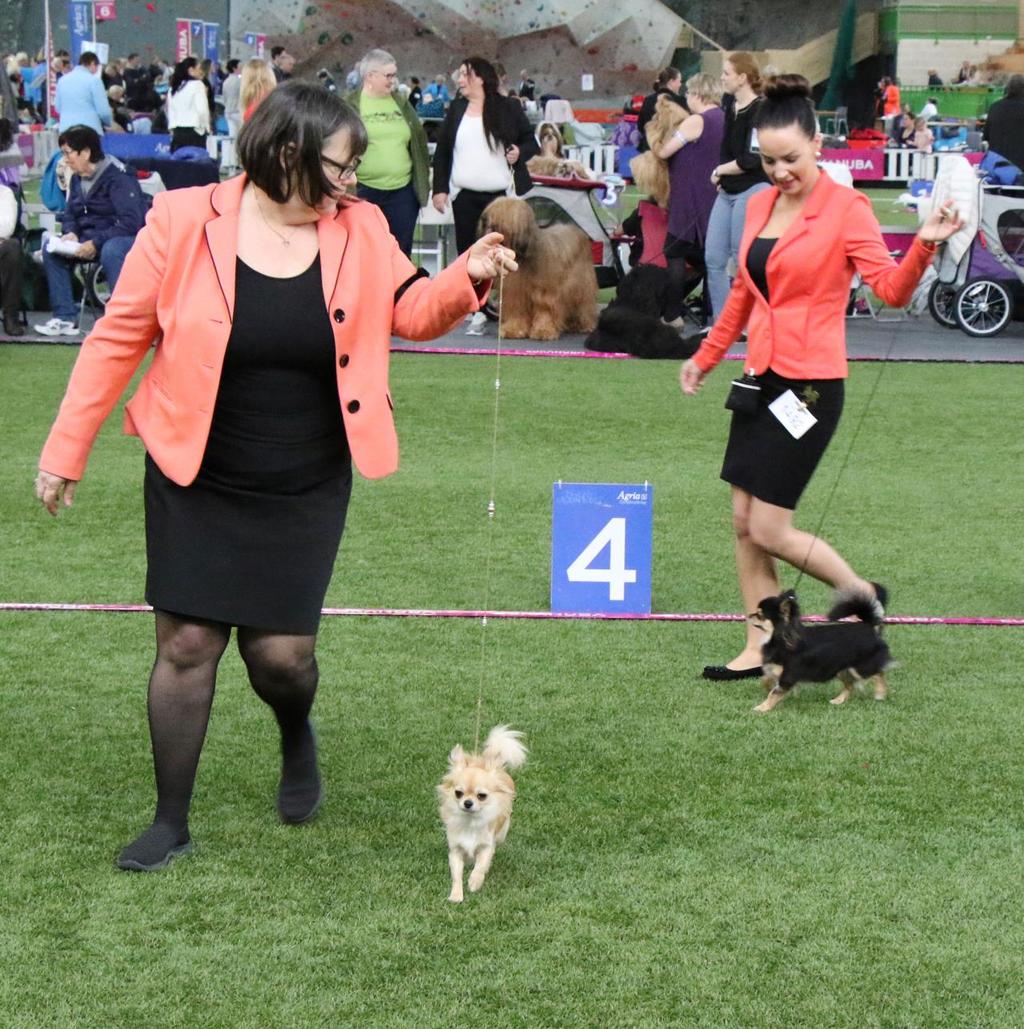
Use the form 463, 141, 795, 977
753, 700, 772, 714
830, 692, 851, 705
448, 889, 464, 903
468, 871, 486, 892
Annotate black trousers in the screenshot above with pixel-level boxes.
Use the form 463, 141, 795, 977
0, 238, 23, 316
452, 188, 506, 255
663, 233, 707, 323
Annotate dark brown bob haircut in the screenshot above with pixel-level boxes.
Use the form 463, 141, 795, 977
237, 81, 368, 207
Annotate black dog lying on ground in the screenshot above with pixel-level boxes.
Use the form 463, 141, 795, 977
584, 265, 699, 360
752, 586, 893, 713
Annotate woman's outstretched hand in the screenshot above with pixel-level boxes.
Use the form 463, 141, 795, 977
466, 232, 518, 283
36, 469, 77, 516
680, 358, 706, 396
918, 199, 965, 244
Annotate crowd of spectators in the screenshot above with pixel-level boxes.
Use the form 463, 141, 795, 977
3, 32, 1022, 344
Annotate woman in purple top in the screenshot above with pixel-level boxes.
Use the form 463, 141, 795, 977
654, 73, 726, 325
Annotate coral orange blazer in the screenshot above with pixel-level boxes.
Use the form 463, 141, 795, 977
693, 171, 933, 380
40, 174, 487, 485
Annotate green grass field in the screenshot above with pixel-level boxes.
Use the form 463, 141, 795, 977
2, 345, 1023, 1026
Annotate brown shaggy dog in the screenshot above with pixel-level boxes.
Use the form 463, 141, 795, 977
479, 197, 599, 340
630, 94, 689, 211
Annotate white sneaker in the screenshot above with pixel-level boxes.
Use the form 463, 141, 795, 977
465, 311, 488, 336
35, 318, 79, 337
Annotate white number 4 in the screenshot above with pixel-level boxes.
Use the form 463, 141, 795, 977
566, 517, 637, 601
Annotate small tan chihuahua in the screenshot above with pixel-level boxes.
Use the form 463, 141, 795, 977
437, 725, 527, 903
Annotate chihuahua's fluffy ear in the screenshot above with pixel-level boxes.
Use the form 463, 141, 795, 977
448, 744, 465, 766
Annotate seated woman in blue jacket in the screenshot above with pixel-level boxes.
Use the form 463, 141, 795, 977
35, 124, 149, 337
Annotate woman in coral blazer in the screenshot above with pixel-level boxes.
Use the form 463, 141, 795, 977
680, 77, 962, 682
35, 83, 516, 872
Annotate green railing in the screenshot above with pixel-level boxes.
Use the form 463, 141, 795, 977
900, 86, 1000, 119
879, 3, 1018, 41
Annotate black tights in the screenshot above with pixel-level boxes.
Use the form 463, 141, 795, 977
147, 610, 318, 833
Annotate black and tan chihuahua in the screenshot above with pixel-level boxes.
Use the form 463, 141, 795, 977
752, 586, 893, 713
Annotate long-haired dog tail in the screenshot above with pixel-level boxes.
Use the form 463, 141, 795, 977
828, 584, 887, 627
482, 725, 528, 769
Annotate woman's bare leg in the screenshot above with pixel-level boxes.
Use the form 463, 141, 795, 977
747, 498, 874, 594
724, 487, 780, 669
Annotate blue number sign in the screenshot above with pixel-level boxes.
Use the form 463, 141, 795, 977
551, 482, 653, 615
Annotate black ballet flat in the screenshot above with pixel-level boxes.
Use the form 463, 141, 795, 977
116, 822, 193, 872
701, 664, 763, 681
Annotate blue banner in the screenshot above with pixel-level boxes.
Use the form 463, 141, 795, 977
68, 0, 92, 62
102, 133, 172, 160
551, 482, 653, 615
190, 19, 205, 55
204, 22, 219, 61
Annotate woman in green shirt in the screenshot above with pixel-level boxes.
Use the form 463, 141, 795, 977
347, 48, 429, 256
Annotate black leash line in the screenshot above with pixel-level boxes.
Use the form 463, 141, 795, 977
790, 326, 900, 594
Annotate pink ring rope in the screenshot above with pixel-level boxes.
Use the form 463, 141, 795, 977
389, 345, 1024, 364
1, 602, 1021, 627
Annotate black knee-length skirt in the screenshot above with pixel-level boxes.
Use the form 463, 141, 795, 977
720, 369, 844, 510
144, 455, 353, 635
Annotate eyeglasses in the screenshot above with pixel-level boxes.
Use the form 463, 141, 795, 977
321, 155, 361, 181
373, 70, 398, 80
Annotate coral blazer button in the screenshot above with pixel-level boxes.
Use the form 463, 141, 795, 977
347, 400, 360, 413
338, 354, 350, 368
333, 308, 346, 323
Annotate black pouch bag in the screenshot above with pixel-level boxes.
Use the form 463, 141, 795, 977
724, 373, 761, 415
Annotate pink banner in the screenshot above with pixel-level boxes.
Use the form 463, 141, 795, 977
175, 18, 190, 61
820, 148, 885, 181
255, 33, 266, 58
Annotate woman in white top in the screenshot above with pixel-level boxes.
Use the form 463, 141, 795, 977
167, 57, 211, 153
431, 57, 537, 253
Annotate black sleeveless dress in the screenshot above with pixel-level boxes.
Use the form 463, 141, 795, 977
720, 237, 845, 511
144, 255, 352, 634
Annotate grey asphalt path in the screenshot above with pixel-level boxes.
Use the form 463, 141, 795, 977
7, 309, 1023, 363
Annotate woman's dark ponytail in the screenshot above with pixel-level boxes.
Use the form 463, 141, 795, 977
755, 73, 818, 138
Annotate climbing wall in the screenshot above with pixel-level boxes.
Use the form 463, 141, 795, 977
233, 0, 685, 99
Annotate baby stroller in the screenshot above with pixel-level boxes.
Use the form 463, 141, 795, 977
927, 154, 1024, 338
521, 172, 629, 289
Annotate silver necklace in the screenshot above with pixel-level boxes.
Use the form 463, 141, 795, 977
254, 192, 300, 246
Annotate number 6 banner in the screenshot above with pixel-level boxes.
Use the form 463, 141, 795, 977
551, 482, 653, 615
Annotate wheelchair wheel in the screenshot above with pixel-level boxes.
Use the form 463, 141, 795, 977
86, 264, 112, 309
954, 279, 1012, 338
926, 281, 957, 328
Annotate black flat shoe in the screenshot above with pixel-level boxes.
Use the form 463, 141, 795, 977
117, 822, 192, 872
702, 664, 763, 681
277, 722, 322, 825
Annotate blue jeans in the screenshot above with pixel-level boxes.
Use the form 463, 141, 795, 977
356, 181, 420, 257
704, 182, 771, 320
43, 235, 135, 322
